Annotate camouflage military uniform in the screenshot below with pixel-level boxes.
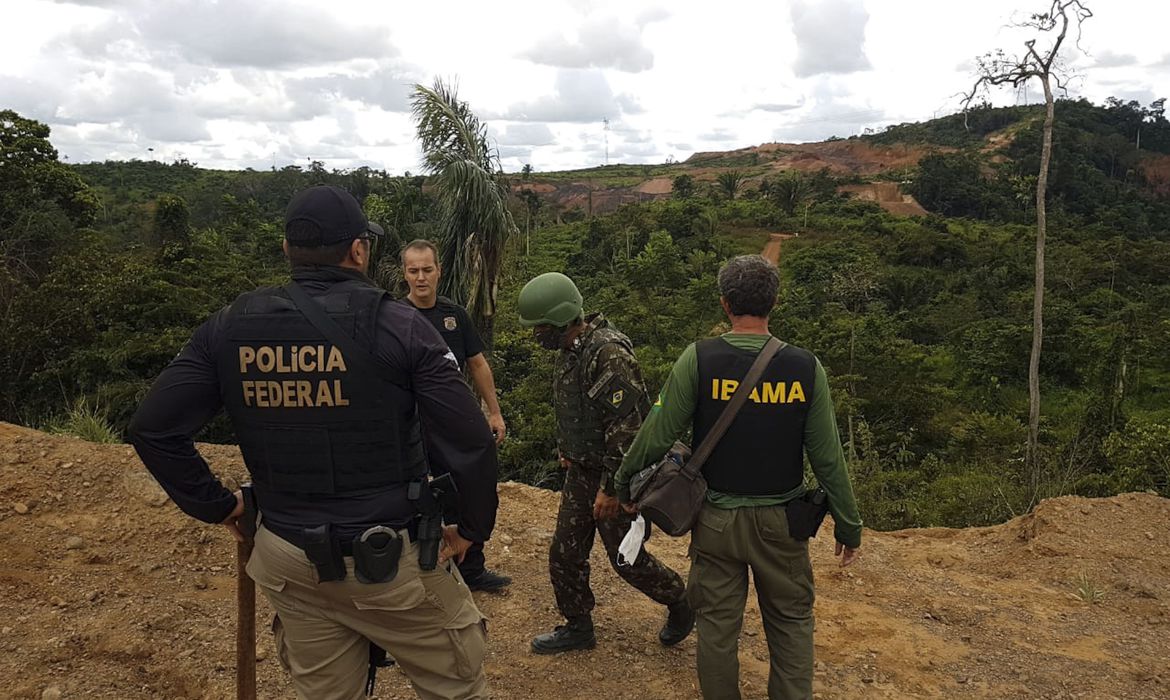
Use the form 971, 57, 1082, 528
549, 313, 687, 619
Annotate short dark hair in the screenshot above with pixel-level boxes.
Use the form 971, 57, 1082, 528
285, 220, 354, 266
718, 255, 779, 317
400, 239, 440, 267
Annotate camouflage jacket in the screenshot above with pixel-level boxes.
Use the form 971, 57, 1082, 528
554, 313, 651, 493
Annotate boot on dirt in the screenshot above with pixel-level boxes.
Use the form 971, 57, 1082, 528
658, 599, 695, 646
464, 568, 512, 593
531, 615, 596, 654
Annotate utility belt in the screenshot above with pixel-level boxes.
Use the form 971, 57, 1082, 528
247, 473, 458, 585
270, 521, 417, 584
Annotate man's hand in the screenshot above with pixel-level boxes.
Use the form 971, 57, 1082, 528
222, 490, 245, 543
439, 524, 473, 565
558, 453, 572, 469
620, 501, 638, 515
593, 489, 620, 520
835, 541, 860, 567
488, 412, 506, 446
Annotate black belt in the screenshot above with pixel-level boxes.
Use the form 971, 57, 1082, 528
267, 521, 419, 556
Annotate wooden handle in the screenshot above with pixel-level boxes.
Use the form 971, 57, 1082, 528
237, 540, 256, 700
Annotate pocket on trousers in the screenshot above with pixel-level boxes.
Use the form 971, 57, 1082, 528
352, 577, 430, 613
444, 599, 487, 680
696, 505, 732, 534
246, 549, 292, 606
685, 556, 709, 612
758, 506, 793, 543
271, 615, 293, 674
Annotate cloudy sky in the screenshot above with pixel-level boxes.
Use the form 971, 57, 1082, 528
3, 0, 1167, 174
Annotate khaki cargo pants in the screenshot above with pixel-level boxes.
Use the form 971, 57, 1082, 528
687, 502, 815, 700
246, 526, 489, 700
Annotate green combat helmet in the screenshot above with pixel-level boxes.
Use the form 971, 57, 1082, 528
518, 272, 583, 328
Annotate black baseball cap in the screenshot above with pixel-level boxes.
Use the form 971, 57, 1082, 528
284, 185, 385, 247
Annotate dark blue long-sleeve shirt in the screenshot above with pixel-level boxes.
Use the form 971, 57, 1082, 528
128, 265, 498, 544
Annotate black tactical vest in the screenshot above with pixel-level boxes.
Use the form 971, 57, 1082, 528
693, 337, 816, 496
218, 279, 426, 495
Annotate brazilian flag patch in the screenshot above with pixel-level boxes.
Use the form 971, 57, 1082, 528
588, 370, 641, 418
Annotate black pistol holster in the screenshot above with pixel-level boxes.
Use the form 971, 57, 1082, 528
352, 526, 403, 584
785, 486, 830, 541
303, 523, 347, 582
410, 474, 458, 571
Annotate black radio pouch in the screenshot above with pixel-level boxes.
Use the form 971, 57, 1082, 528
785, 487, 830, 541
303, 523, 347, 582
352, 526, 403, 584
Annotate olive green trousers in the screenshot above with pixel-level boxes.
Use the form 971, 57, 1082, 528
687, 502, 815, 700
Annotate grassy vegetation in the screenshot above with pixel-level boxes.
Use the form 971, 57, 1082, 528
43, 399, 120, 444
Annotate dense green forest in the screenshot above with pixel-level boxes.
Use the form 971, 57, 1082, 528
2, 98, 1168, 530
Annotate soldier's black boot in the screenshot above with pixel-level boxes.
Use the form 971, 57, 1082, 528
659, 600, 695, 646
464, 568, 512, 593
531, 615, 596, 654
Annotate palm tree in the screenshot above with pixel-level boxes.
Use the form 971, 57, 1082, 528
411, 79, 516, 347
716, 170, 746, 200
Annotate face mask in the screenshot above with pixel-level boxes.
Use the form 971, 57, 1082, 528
533, 325, 565, 350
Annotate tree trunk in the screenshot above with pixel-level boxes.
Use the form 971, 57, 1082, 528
847, 322, 858, 463
1027, 73, 1055, 483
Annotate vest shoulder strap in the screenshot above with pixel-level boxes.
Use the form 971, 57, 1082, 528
283, 282, 409, 390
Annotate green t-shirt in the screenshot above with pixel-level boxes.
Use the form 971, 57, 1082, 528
615, 333, 863, 548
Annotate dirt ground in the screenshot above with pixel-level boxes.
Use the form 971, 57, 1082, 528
2, 421, 1169, 699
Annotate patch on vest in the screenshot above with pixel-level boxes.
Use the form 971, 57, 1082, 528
587, 370, 640, 418
444, 316, 457, 331
237, 344, 351, 408
709, 378, 806, 404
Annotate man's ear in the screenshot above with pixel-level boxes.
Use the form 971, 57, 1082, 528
349, 238, 366, 266
282, 240, 290, 258
720, 296, 732, 317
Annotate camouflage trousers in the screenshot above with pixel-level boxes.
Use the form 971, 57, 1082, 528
549, 461, 687, 619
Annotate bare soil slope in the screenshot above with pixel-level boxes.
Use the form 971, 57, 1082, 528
2, 422, 1168, 699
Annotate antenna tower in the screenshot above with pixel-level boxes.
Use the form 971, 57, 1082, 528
603, 118, 610, 166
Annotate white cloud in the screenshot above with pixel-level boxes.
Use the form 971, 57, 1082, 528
497, 70, 640, 122
520, 11, 667, 73
752, 102, 804, 113
1090, 50, 1138, 68
493, 123, 557, 146
137, 1, 396, 69
286, 66, 417, 114
698, 128, 739, 142
790, 0, 871, 78
3, 0, 1168, 173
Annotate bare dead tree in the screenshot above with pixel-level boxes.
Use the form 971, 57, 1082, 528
962, 1, 1092, 487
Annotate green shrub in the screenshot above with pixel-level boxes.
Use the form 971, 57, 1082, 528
44, 398, 119, 444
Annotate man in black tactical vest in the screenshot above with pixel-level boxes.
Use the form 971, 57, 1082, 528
129, 185, 497, 700
614, 255, 863, 700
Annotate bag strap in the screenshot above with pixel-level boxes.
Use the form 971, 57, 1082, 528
283, 282, 409, 390
684, 336, 784, 477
